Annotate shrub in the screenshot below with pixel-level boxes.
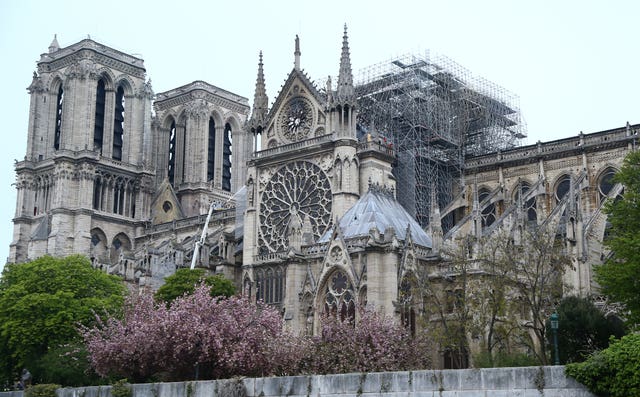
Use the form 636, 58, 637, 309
24, 384, 60, 397
110, 379, 132, 397
566, 333, 640, 397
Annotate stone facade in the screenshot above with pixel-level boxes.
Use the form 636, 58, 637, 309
9, 31, 635, 367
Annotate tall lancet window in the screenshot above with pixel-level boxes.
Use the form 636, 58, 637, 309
54, 85, 64, 150
168, 121, 176, 186
112, 86, 125, 160
222, 123, 232, 191
94, 79, 106, 153
207, 117, 216, 181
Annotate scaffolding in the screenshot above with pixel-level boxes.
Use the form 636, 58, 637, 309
355, 52, 526, 231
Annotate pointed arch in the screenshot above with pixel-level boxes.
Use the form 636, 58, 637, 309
90, 227, 109, 263
207, 116, 216, 182
95, 69, 116, 89
112, 75, 135, 96
93, 78, 107, 153
398, 271, 418, 335
112, 84, 125, 160
165, 115, 177, 187
316, 266, 357, 323
478, 186, 496, 228
111, 232, 132, 252
50, 76, 65, 151
222, 122, 233, 191
513, 179, 537, 223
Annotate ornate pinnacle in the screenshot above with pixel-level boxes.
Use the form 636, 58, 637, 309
336, 24, 355, 102
249, 51, 268, 131
49, 34, 60, 53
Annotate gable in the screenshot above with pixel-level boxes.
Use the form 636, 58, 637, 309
264, 70, 328, 146
150, 179, 185, 224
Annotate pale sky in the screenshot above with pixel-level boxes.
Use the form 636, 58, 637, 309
1, 0, 638, 270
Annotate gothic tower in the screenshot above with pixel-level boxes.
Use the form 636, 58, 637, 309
11, 37, 155, 265
152, 81, 250, 219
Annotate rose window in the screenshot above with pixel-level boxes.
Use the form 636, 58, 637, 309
259, 161, 332, 252
279, 97, 313, 142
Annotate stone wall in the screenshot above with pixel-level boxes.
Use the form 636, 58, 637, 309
1, 366, 594, 397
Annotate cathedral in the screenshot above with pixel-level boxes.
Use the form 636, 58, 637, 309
9, 28, 637, 367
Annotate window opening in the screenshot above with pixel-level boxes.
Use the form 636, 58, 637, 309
479, 188, 496, 228
324, 270, 356, 322
555, 175, 571, 203
92, 178, 102, 210
598, 168, 616, 203
207, 117, 216, 181
54, 86, 64, 150
112, 86, 125, 160
515, 182, 537, 223
168, 121, 176, 186
181, 120, 187, 183
222, 123, 232, 191
255, 266, 284, 304
94, 79, 106, 153
399, 276, 416, 336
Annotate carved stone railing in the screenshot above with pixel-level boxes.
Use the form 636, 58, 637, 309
466, 125, 639, 169
429, 259, 486, 278
302, 242, 330, 256
253, 251, 288, 263
357, 140, 396, 157
251, 134, 334, 160
15, 149, 152, 174
145, 208, 235, 234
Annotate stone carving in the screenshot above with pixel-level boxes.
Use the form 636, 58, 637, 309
27, 72, 45, 93
184, 99, 210, 119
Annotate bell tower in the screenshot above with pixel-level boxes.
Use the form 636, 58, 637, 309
10, 36, 155, 263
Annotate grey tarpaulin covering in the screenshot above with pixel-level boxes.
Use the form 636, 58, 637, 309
320, 189, 432, 248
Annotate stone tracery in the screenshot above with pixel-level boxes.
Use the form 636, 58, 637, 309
259, 161, 332, 252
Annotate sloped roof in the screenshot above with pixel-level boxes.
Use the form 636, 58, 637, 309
320, 189, 432, 248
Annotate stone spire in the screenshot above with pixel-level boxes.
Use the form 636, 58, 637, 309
48, 34, 60, 53
336, 24, 354, 102
248, 51, 268, 132
294, 35, 301, 71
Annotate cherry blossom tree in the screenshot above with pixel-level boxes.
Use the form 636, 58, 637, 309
83, 285, 432, 382
305, 310, 431, 374
82, 285, 288, 381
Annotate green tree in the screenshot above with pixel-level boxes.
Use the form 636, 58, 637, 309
155, 268, 235, 304
0, 255, 125, 386
548, 296, 626, 364
469, 227, 572, 366
597, 150, 640, 326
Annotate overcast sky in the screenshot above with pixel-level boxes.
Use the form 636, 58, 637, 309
1, 0, 638, 270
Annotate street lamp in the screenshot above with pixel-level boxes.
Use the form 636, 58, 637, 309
550, 312, 560, 365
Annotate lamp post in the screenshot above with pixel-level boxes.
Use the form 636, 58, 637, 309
550, 312, 560, 365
